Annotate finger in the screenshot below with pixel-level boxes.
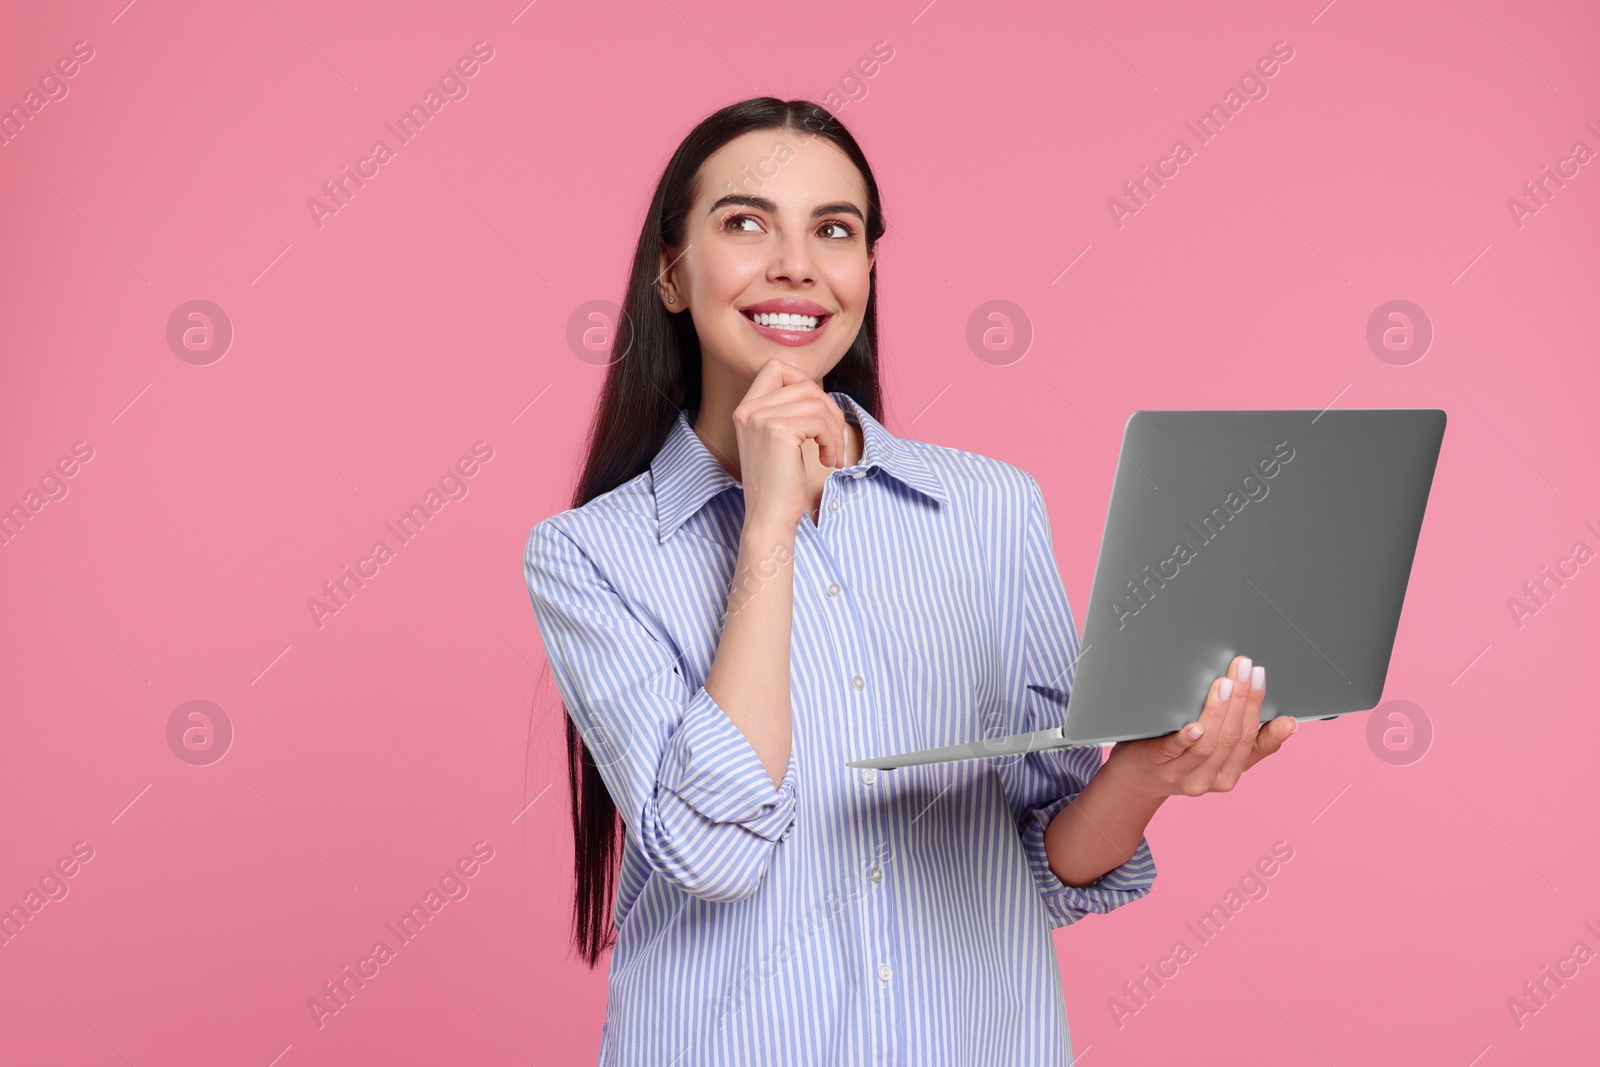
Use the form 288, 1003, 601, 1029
770, 358, 814, 387
1197, 658, 1246, 735
753, 399, 847, 468
1215, 663, 1268, 786
742, 381, 847, 463
741, 375, 832, 412
1191, 656, 1253, 777
1164, 675, 1233, 772
746, 358, 817, 402
1154, 718, 1209, 762
1245, 713, 1298, 771
744, 358, 793, 401
1214, 655, 1254, 752
766, 358, 832, 399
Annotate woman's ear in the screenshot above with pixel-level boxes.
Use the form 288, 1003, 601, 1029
658, 248, 685, 311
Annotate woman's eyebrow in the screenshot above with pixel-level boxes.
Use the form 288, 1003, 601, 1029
707, 194, 865, 222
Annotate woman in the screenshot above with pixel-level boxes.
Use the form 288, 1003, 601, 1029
523, 97, 1297, 1065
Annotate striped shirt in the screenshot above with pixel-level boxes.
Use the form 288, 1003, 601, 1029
522, 390, 1157, 1065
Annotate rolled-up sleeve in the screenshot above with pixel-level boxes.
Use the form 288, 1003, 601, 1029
998, 474, 1156, 929
523, 517, 797, 903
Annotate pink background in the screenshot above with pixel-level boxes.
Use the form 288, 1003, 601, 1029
2, 0, 1597, 1064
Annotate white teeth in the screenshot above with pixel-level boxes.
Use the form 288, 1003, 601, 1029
750, 312, 819, 330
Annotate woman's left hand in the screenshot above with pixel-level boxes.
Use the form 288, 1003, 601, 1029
1101, 654, 1298, 801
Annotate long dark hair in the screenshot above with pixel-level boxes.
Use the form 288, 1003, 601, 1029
530, 97, 890, 967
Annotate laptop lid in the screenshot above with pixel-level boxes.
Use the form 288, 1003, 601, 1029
845, 408, 1446, 770
1059, 408, 1446, 744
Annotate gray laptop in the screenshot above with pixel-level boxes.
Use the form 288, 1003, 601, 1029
847, 408, 1447, 771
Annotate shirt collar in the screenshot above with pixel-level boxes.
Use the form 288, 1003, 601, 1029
650, 389, 949, 543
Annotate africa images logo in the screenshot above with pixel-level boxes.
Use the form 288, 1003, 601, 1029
1107, 441, 1295, 630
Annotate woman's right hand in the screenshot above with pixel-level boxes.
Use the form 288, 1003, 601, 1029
732, 358, 850, 531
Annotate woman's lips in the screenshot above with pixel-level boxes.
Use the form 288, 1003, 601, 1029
741, 310, 832, 347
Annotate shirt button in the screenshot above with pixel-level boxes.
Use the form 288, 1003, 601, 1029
851, 674, 865, 690
827, 582, 841, 598
851, 469, 866, 480
868, 865, 883, 883
860, 768, 877, 786
827, 499, 840, 513
877, 963, 892, 982
781, 823, 795, 841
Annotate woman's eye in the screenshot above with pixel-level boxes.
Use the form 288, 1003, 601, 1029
720, 214, 856, 239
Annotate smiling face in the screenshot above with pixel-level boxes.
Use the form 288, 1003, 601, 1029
659, 128, 876, 389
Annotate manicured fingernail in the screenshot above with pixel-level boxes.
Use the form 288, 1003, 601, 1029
1287, 717, 1298, 733
1251, 665, 1265, 691
1187, 725, 1204, 740
1218, 677, 1234, 701
1236, 657, 1252, 681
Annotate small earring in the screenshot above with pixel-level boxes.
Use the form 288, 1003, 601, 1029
666, 295, 675, 304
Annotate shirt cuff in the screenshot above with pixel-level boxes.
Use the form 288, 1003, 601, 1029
657, 684, 799, 842
1020, 791, 1157, 928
